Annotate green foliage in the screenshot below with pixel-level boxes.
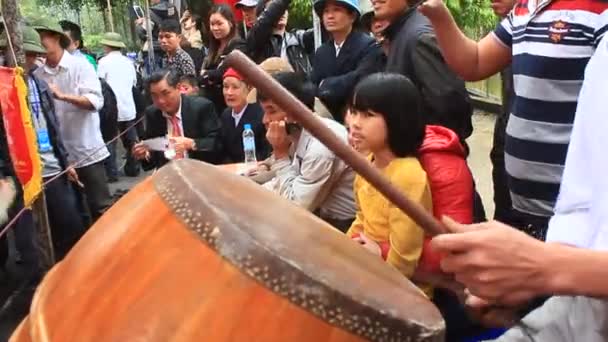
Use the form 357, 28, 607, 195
289, 0, 313, 30
286, 0, 497, 35
446, 0, 497, 38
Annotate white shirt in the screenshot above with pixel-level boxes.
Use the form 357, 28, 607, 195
163, 99, 184, 137
334, 41, 344, 57
163, 99, 188, 159
34, 51, 109, 167
231, 104, 248, 127
546, 37, 608, 250
98, 51, 137, 122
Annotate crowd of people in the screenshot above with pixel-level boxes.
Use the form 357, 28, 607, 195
1, 0, 608, 339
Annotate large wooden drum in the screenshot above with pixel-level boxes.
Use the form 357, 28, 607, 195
11, 160, 445, 342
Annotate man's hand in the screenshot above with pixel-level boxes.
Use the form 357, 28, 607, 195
169, 136, 195, 154
431, 217, 549, 306
66, 167, 84, 188
418, 0, 453, 22
132, 142, 150, 161
266, 121, 291, 159
48, 83, 65, 101
464, 294, 522, 328
491, 0, 516, 18
135, 17, 145, 26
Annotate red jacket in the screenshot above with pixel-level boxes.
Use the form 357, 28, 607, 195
419, 125, 473, 224
418, 125, 474, 273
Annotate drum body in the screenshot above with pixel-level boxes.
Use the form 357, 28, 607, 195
11, 160, 445, 342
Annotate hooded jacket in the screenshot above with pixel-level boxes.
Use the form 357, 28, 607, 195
419, 125, 473, 224
417, 125, 473, 273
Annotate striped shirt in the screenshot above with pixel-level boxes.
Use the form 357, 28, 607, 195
493, 0, 608, 218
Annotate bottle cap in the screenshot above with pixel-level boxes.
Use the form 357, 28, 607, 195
244, 124, 252, 130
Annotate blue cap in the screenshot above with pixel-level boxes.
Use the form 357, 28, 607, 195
244, 124, 252, 130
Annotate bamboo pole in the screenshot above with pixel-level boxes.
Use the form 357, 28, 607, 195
1, 0, 25, 66
106, 0, 115, 32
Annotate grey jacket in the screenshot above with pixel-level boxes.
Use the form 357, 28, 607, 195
263, 118, 356, 220
494, 296, 608, 342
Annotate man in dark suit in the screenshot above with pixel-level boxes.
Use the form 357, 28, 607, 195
220, 68, 271, 164
132, 69, 222, 169
311, 0, 385, 122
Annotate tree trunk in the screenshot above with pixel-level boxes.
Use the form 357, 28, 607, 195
129, 0, 137, 47
2, 0, 25, 67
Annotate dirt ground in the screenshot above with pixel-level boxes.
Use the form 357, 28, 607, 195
467, 112, 497, 219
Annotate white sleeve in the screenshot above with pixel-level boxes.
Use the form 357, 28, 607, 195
78, 60, 104, 111
546, 39, 608, 247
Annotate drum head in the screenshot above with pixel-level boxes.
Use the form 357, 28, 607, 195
154, 160, 444, 341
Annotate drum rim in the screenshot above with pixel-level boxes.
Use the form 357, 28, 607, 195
154, 160, 445, 342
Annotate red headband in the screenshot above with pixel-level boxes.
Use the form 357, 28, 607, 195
223, 68, 245, 82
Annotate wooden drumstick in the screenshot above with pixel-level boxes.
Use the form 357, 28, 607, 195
225, 50, 447, 237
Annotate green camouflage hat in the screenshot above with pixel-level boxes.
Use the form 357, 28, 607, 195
30, 18, 71, 48
23, 26, 47, 54
0, 26, 46, 54
100, 32, 126, 49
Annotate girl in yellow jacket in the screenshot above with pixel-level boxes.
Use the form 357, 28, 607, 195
346, 73, 432, 293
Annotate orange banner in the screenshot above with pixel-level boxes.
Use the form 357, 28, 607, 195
0, 67, 42, 207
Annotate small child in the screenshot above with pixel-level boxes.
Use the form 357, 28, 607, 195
346, 73, 432, 293
178, 75, 200, 96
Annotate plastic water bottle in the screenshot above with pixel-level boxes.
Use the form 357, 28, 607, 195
242, 124, 257, 167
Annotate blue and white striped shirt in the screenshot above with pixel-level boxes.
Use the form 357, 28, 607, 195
493, 0, 608, 218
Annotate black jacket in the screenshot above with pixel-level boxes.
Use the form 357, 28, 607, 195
135, 1, 179, 52
98, 78, 119, 143
311, 31, 385, 121
384, 10, 473, 140
29, 73, 70, 172
246, 0, 314, 76
219, 103, 271, 164
200, 38, 247, 113
141, 95, 222, 170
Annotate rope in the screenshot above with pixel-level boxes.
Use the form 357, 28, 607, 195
0, 6, 20, 67
0, 114, 146, 240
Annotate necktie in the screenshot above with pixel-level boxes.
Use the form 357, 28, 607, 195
169, 115, 185, 159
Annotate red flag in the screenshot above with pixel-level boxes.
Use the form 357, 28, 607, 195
0, 67, 43, 206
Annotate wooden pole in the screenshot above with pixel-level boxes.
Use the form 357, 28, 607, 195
1, 0, 25, 67
106, 0, 115, 32
32, 193, 56, 270
1, 0, 56, 270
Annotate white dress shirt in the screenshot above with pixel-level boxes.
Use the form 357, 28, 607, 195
546, 37, 608, 250
163, 99, 189, 159
163, 99, 183, 137
231, 104, 247, 127
34, 51, 109, 167
98, 51, 137, 122
334, 41, 344, 57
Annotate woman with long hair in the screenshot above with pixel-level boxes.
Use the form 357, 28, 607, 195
200, 4, 246, 113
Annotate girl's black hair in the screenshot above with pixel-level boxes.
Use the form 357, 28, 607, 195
351, 72, 425, 157
204, 4, 237, 67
